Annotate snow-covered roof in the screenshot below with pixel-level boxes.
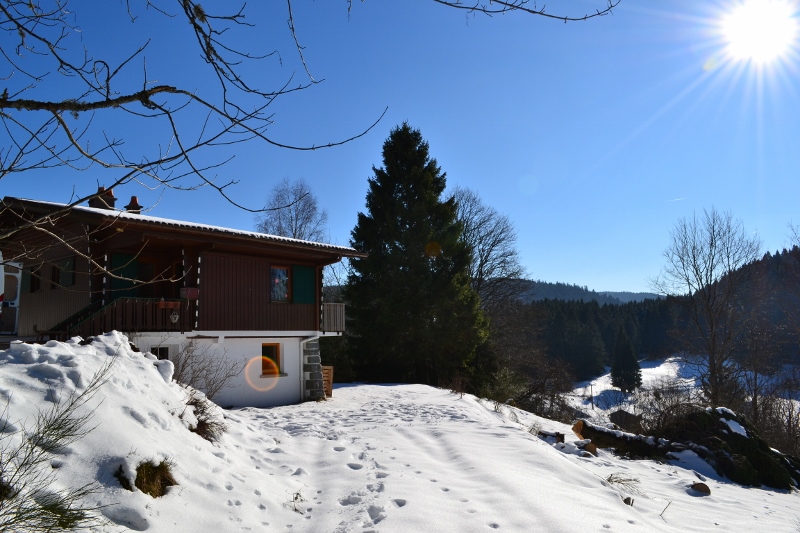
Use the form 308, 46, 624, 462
3, 197, 363, 257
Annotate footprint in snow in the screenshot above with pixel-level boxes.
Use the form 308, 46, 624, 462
392, 499, 407, 508
367, 483, 384, 493
367, 505, 386, 524
339, 494, 362, 506
347, 463, 363, 470
333, 446, 346, 452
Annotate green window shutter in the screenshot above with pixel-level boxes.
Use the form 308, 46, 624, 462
110, 253, 138, 299
292, 265, 316, 304
21, 268, 31, 293
59, 257, 75, 287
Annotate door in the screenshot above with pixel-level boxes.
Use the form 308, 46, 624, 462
110, 253, 140, 300
1, 254, 22, 334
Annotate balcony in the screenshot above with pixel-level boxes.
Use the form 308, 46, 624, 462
39, 299, 344, 340
73, 298, 196, 339
321, 303, 345, 333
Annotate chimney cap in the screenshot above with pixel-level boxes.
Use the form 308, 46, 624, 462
124, 196, 143, 214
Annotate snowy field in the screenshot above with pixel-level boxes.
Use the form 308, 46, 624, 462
571, 358, 697, 420
1, 333, 799, 532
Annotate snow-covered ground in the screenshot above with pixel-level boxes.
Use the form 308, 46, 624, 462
1, 334, 799, 532
571, 357, 698, 419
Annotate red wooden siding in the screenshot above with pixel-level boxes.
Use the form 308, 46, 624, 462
199, 252, 318, 331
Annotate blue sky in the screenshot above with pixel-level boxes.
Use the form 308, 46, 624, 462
3, 1, 800, 293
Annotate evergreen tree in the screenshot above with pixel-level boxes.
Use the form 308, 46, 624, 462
611, 326, 642, 392
343, 123, 488, 385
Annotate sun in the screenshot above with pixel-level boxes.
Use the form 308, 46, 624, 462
721, 0, 798, 63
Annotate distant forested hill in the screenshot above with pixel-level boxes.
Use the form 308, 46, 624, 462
514, 280, 659, 305
599, 291, 661, 303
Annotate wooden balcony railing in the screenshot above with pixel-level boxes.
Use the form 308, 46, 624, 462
321, 303, 345, 332
73, 298, 196, 338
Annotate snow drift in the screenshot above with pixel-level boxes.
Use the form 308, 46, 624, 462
1, 333, 799, 532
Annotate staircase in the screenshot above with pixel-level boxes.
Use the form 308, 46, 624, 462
37, 298, 193, 341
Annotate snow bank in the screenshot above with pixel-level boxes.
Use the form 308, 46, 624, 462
1, 336, 798, 532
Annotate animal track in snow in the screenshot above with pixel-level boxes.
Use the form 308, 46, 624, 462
347, 463, 363, 470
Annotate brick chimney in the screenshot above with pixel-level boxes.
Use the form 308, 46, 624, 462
88, 186, 117, 209
124, 196, 143, 214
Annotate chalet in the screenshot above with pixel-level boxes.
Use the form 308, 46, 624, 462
0, 190, 365, 407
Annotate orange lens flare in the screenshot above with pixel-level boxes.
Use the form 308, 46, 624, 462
244, 356, 280, 392
424, 241, 442, 258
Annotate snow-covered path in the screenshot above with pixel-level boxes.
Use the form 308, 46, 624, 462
228, 384, 629, 532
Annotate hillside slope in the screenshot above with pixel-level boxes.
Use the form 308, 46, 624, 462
0, 334, 798, 532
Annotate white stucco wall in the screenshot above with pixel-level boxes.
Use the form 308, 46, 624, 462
132, 331, 312, 408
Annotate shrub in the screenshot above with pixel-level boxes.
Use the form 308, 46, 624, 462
605, 473, 642, 494
134, 460, 177, 498
183, 389, 227, 443
440, 372, 470, 399
0, 360, 113, 532
171, 341, 244, 401
631, 376, 701, 434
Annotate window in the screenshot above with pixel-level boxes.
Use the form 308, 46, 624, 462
270, 266, 290, 302
49, 257, 76, 289
152, 346, 170, 360
21, 267, 42, 293
50, 264, 60, 289
261, 343, 281, 376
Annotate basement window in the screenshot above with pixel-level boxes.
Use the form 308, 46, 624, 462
261, 343, 282, 377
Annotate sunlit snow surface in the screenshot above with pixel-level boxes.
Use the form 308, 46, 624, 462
1, 336, 798, 532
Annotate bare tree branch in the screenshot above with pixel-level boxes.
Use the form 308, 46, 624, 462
652, 208, 761, 407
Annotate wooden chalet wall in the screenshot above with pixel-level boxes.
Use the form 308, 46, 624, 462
198, 252, 319, 331
2, 195, 359, 337
18, 257, 91, 337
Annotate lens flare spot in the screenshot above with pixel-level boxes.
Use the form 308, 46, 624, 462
703, 56, 720, 71
424, 241, 442, 258
244, 356, 280, 392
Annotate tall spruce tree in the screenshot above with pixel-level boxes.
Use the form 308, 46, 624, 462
611, 326, 642, 392
344, 123, 487, 385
